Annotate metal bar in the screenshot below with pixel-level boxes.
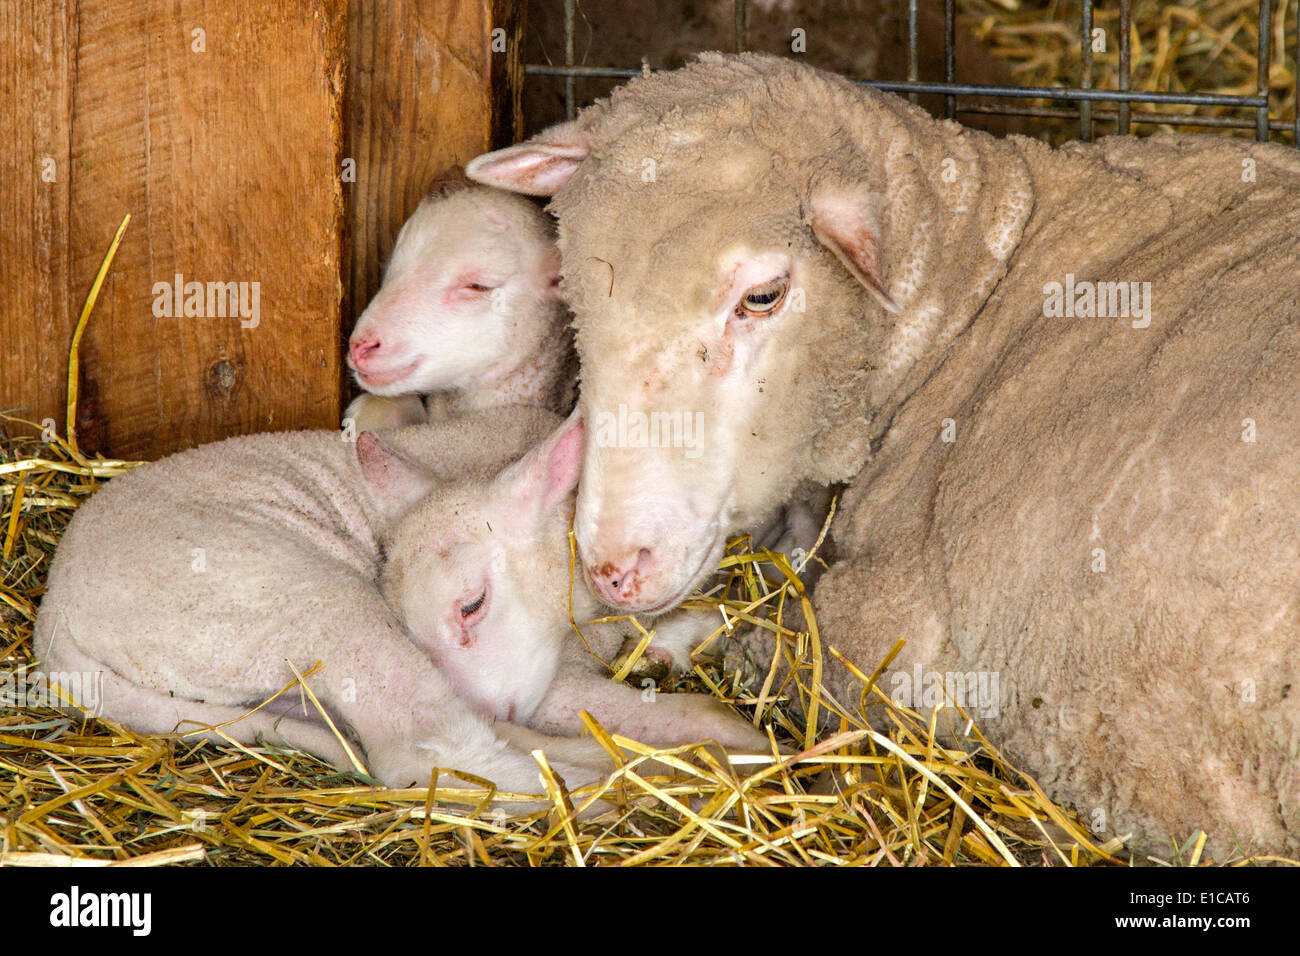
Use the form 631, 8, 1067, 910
527, 65, 1272, 110
1257, 0, 1272, 140
563, 0, 576, 121
1118, 0, 1132, 135
907, 0, 919, 106
860, 82, 1267, 107
525, 64, 1255, 106
944, 0, 955, 119
526, 64, 654, 77
734, 0, 748, 53
1080, 0, 1093, 141
958, 102, 1297, 133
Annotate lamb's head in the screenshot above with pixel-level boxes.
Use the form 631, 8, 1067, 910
468, 54, 968, 612
355, 417, 586, 723
347, 183, 565, 400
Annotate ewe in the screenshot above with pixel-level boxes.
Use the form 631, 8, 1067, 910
469, 53, 1300, 855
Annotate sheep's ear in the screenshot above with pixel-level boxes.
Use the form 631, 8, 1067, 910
807, 188, 901, 315
500, 412, 585, 518
356, 432, 436, 518
466, 122, 589, 196
538, 247, 565, 299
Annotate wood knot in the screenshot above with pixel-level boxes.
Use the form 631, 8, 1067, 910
206, 359, 238, 396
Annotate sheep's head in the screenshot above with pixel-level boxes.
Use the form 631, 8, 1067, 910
469, 54, 1023, 612
562, 186, 896, 613
348, 185, 563, 400
356, 417, 584, 723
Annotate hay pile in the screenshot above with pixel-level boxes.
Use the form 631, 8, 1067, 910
961, 0, 1297, 142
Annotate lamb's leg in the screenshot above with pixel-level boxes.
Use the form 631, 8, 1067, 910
104, 679, 359, 770
45, 638, 360, 770
529, 656, 771, 752
51, 608, 615, 802
286, 625, 623, 798
106, 680, 615, 813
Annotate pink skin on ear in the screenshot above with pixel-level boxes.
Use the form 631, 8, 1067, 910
505, 415, 585, 520
538, 247, 565, 300
356, 432, 435, 517
465, 122, 590, 197
538, 416, 585, 511
808, 190, 901, 314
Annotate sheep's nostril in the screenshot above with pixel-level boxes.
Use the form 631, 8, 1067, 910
585, 561, 626, 599
349, 337, 382, 368
587, 548, 656, 602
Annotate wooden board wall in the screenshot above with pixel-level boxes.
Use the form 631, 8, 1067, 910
345, 0, 523, 328
0, 0, 522, 461
0, 0, 74, 446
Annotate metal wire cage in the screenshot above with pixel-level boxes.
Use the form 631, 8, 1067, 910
526, 0, 1300, 147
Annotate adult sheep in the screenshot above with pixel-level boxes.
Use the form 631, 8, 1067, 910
468, 53, 1300, 857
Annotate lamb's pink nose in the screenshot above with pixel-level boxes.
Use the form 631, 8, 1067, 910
349, 337, 382, 370
586, 548, 654, 606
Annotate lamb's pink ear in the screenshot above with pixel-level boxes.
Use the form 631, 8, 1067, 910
537, 247, 564, 299
465, 122, 589, 197
356, 432, 436, 518
807, 188, 901, 315
501, 413, 585, 517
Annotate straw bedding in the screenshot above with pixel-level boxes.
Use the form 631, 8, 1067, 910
962, 0, 1296, 142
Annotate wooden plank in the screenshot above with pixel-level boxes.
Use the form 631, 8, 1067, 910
345, 0, 521, 328
0, 0, 74, 437
489, 0, 526, 149
66, 0, 348, 459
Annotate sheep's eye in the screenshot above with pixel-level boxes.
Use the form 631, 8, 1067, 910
460, 590, 486, 618
738, 277, 789, 317
464, 283, 493, 293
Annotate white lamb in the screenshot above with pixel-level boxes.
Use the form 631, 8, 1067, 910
34, 407, 766, 802
344, 183, 574, 432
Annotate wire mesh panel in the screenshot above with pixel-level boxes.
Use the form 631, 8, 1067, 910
525, 0, 1299, 147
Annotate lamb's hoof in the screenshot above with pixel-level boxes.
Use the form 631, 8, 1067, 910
613, 637, 673, 687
